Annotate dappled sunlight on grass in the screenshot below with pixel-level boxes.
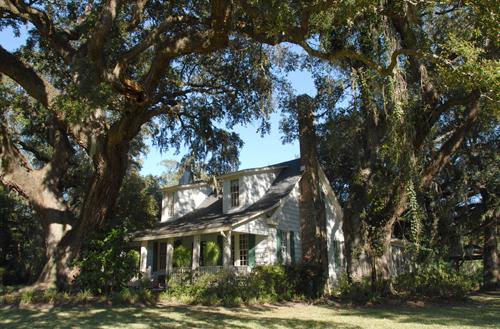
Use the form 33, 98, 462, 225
1, 294, 498, 329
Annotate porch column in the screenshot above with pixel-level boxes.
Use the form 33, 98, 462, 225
286, 231, 292, 264
268, 226, 277, 264
223, 230, 232, 268
192, 234, 200, 270
140, 241, 148, 275
166, 238, 174, 276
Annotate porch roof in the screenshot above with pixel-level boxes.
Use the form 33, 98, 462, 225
133, 159, 302, 241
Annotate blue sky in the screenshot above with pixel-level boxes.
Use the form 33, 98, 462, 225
0, 26, 316, 177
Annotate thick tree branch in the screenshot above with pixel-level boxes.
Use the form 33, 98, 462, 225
0, 45, 60, 107
299, 40, 419, 76
0, 0, 75, 61
421, 93, 481, 188
107, 15, 198, 102
143, 1, 232, 93
143, 102, 183, 122
86, 0, 122, 65
0, 120, 37, 199
235, 4, 419, 78
0, 45, 94, 150
126, 0, 148, 31
414, 91, 479, 149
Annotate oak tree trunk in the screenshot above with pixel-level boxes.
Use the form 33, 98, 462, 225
297, 95, 329, 296
482, 190, 499, 291
343, 204, 371, 282
34, 139, 130, 289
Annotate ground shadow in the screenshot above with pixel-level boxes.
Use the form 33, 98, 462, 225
319, 294, 500, 328
0, 304, 361, 329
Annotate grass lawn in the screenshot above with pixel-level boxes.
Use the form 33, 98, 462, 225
1, 293, 498, 329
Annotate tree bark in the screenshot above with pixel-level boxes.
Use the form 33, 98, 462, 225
296, 95, 329, 296
482, 190, 499, 291
1, 120, 133, 288
43, 137, 131, 288
343, 197, 372, 282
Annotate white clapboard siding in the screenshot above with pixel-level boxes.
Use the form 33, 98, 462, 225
318, 167, 345, 286
161, 185, 213, 222
222, 171, 278, 214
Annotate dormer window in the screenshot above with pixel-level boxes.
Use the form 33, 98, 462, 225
230, 179, 239, 208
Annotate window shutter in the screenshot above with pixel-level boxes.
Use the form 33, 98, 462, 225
248, 234, 256, 267
290, 231, 295, 264
276, 230, 283, 264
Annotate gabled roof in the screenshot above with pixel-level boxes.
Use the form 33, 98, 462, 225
133, 159, 302, 241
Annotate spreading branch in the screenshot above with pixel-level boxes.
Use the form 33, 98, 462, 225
85, 0, 122, 66
421, 93, 481, 188
0, 0, 76, 61
144, 2, 232, 93
0, 45, 60, 107
0, 45, 93, 149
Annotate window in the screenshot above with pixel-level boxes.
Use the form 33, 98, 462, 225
230, 179, 239, 208
239, 234, 248, 266
277, 230, 289, 264
332, 240, 347, 269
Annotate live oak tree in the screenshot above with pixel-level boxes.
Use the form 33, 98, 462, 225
278, 0, 498, 287
313, 1, 498, 286
0, 0, 387, 290
424, 116, 499, 290
1, 0, 497, 292
0, 0, 279, 288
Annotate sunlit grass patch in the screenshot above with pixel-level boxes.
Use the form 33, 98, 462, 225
0, 293, 498, 329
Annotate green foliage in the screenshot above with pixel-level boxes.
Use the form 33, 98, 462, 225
250, 265, 301, 301
0, 286, 158, 306
106, 172, 161, 232
74, 229, 140, 294
394, 260, 478, 299
202, 241, 221, 266
164, 265, 303, 306
0, 186, 45, 285
173, 245, 192, 268
333, 275, 379, 304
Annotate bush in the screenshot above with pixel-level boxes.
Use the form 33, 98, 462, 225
394, 260, 477, 299
164, 265, 302, 306
203, 241, 221, 266
74, 228, 140, 294
74, 289, 93, 304
332, 275, 377, 304
250, 265, 298, 301
173, 245, 192, 267
0, 267, 5, 285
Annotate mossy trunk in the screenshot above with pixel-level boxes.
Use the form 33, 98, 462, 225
296, 95, 329, 296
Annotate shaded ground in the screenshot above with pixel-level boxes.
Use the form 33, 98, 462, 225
1, 293, 498, 329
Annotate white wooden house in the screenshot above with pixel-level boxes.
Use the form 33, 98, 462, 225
132, 159, 346, 287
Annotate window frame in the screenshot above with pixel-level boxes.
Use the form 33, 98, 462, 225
239, 234, 249, 266
230, 179, 240, 208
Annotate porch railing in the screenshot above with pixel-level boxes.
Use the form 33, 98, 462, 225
170, 265, 250, 275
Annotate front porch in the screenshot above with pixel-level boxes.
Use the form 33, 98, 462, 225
137, 231, 265, 284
